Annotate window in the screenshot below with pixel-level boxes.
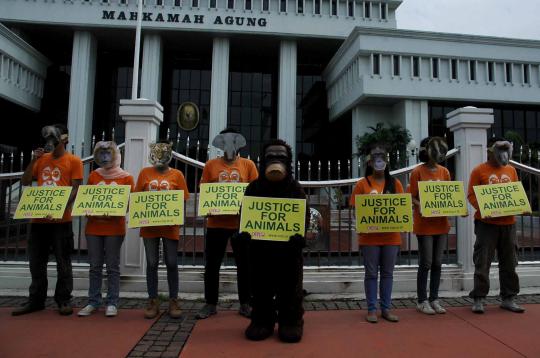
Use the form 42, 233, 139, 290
392, 55, 400, 76
192, 0, 198, 7
372, 54, 380, 75
450, 59, 458, 80
245, 0, 252, 10
156, 0, 163, 5
280, 0, 287, 12
347, 0, 355, 16
505, 62, 512, 83
431, 58, 439, 79
523, 64, 530, 84
364, 1, 371, 18
331, 0, 338, 15
297, 0, 303, 13
209, 0, 217, 8
487, 61, 494, 82
469, 60, 476, 81
412, 56, 420, 77
314, 0, 321, 14
227, 0, 234, 9
381, 3, 387, 19
262, 0, 269, 11
120, 0, 128, 4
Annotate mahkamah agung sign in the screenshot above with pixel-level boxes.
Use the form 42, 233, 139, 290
239, 196, 306, 242
14, 186, 72, 219
418, 181, 467, 217
128, 190, 184, 228
355, 194, 413, 233
473, 182, 531, 218
71, 185, 131, 216
198, 183, 249, 216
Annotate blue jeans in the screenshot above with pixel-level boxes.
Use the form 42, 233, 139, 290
362, 245, 399, 312
86, 235, 124, 307
417, 235, 447, 303
143, 237, 179, 299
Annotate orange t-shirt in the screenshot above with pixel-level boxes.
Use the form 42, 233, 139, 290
134, 167, 190, 240
85, 171, 135, 237
409, 164, 451, 236
32, 152, 83, 223
200, 157, 258, 229
349, 176, 405, 246
468, 162, 519, 226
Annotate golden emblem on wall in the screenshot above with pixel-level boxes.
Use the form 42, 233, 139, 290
177, 102, 200, 131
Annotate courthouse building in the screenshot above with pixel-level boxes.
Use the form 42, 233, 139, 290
1, 0, 540, 171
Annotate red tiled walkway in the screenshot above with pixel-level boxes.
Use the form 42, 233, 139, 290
182, 305, 540, 358
0, 308, 156, 358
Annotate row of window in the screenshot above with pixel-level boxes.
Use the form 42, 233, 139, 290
98, 0, 387, 18
371, 54, 536, 85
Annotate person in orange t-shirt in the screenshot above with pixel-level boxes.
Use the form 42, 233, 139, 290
467, 137, 524, 314
77, 141, 134, 318
409, 137, 451, 315
349, 144, 403, 324
196, 129, 258, 320
12, 124, 83, 317
134, 140, 190, 319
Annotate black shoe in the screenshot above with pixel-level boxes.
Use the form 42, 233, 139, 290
11, 302, 45, 316
58, 302, 73, 316
196, 304, 217, 319
239, 304, 252, 318
278, 323, 304, 343
245, 322, 274, 341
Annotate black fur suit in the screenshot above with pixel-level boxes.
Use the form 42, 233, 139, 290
242, 140, 307, 343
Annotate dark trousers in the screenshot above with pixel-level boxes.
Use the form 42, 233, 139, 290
204, 228, 250, 305
143, 237, 179, 299
469, 221, 520, 300
28, 223, 74, 306
417, 235, 447, 303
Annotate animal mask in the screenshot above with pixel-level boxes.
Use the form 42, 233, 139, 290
488, 140, 513, 166
94, 141, 120, 169
149, 142, 173, 168
212, 132, 247, 161
41, 126, 68, 153
264, 144, 289, 182
367, 148, 387, 172
420, 137, 448, 164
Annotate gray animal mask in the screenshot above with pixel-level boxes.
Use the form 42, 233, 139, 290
488, 141, 513, 166
41, 126, 67, 153
212, 132, 247, 161
421, 137, 448, 164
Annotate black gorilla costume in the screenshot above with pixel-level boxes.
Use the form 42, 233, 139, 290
241, 139, 307, 343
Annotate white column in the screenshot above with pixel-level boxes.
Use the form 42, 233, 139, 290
208, 37, 230, 158
119, 99, 163, 276
140, 34, 163, 102
446, 107, 493, 284
278, 39, 297, 159
67, 31, 97, 157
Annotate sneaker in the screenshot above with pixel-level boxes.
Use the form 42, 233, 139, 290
11, 302, 45, 316
417, 301, 436, 315
78, 305, 97, 317
500, 298, 525, 313
144, 298, 160, 319
196, 304, 217, 319
238, 303, 252, 318
168, 298, 182, 319
365, 311, 378, 323
58, 302, 73, 316
472, 298, 484, 314
105, 305, 118, 317
431, 300, 446, 314
381, 309, 399, 322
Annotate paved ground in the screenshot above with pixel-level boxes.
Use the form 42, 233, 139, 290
1, 295, 539, 357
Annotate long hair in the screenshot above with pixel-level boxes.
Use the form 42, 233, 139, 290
364, 143, 395, 194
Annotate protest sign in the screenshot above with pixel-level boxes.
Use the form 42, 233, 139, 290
473, 182, 531, 218
239, 196, 306, 241
355, 193, 413, 233
418, 181, 467, 217
14, 186, 72, 219
198, 183, 248, 216
128, 190, 184, 228
72, 185, 131, 216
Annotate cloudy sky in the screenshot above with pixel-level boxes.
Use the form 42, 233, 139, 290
396, 0, 540, 40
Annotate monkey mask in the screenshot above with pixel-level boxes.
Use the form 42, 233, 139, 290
488, 140, 513, 166
149, 142, 173, 169
212, 132, 247, 162
419, 136, 448, 164
42, 126, 68, 153
367, 148, 387, 172
264, 144, 289, 182
94, 141, 119, 169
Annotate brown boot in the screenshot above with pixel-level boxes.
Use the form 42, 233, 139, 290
168, 298, 182, 319
144, 298, 160, 319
